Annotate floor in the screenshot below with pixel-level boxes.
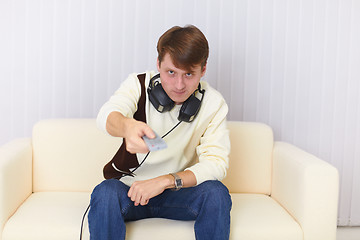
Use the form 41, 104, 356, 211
337, 227, 360, 240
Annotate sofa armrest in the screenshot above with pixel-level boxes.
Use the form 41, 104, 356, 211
271, 141, 339, 240
0, 138, 33, 237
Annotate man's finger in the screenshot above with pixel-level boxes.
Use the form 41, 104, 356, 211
143, 127, 155, 139
127, 186, 133, 198
141, 198, 149, 206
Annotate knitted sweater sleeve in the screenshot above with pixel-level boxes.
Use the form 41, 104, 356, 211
185, 97, 230, 185
96, 73, 141, 135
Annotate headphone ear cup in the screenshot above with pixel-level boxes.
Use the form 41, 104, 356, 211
148, 83, 175, 113
178, 95, 202, 122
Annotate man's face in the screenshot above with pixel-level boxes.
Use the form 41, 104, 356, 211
157, 53, 206, 105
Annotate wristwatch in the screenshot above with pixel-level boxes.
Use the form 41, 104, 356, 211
170, 173, 183, 190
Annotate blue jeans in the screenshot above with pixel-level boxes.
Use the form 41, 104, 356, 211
88, 179, 232, 240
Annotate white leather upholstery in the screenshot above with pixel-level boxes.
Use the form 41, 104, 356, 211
272, 142, 339, 240
32, 119, 121, 192
0, 119, 339, 240
222, 121, 274, 194
2, 192, 90, 240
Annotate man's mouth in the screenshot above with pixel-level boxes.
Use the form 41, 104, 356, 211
173, 90, 186, 95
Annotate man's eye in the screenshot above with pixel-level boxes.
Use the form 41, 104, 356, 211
186, 73, 192, 77
168, 70, 174, 74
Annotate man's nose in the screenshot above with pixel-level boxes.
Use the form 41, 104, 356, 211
175, 75, 185, 89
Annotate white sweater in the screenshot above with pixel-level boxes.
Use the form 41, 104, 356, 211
97, 71, 230, 186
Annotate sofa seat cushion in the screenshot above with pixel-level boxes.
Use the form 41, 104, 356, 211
3, 192, 302, 240
230, 194, 302, 240
125, 194, 303, 240
125, 218, 195, 240
2, 192, 90, 240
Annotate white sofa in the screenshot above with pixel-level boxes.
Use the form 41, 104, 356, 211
0, 119, 339, 240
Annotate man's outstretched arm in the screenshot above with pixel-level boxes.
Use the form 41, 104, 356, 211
106, 111, 155, 154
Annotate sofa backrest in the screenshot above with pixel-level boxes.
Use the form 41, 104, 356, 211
222, 121, 274, 195
32, 119, 274, 194
32, 119, 121, 192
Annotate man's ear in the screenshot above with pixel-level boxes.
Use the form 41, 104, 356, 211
157, 58, 161, 72
201, 64, 207, 77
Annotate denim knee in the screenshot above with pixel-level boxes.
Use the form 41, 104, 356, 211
91, 179, 129, 204
199, 181, 232, 212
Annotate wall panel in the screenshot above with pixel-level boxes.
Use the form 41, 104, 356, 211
0, 0, 359, 226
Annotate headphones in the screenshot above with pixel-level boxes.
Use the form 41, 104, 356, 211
147, 73, 205, 122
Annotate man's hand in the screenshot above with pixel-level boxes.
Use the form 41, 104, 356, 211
127, 175, 173, 206
106, 112, 155, 153
127, 171, 197, 206
123, 118, 155, 153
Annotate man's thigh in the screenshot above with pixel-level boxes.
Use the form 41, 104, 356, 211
140, 180, 231, 221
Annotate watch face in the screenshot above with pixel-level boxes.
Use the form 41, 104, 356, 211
175, 178, 182, 187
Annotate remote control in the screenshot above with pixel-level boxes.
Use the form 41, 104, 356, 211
142, 132, 167, 152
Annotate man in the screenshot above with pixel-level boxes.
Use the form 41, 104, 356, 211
89, 25, 232, 240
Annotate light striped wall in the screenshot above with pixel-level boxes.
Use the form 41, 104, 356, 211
0, 0, 359, 226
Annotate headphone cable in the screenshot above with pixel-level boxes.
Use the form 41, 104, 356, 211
161, 121, 182, 138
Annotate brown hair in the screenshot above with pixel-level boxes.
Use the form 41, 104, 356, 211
157, 25, 209, 71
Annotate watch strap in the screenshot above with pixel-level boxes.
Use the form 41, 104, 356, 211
169, 173, 183, 190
